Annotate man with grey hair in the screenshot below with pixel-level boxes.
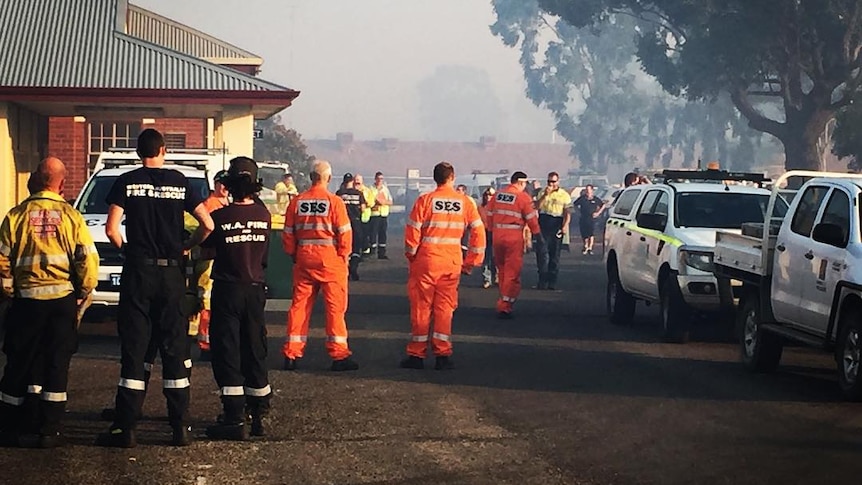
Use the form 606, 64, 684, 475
281, 160, 359, 372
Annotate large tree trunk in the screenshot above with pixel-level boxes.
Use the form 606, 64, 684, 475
782, 108, 834, 172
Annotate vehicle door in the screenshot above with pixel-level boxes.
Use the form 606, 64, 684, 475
797, 187, 852, 333
606, 188, 643, 292
627, 189, 662, 298
771, 184, 830, 326
641, 190, 670, 301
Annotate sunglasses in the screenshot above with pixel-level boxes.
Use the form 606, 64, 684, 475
548, 179, 559, 183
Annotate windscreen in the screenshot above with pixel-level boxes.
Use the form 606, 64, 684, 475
76, 176, 210, 214
258, 166, 286, 190
675, 192, 788, 229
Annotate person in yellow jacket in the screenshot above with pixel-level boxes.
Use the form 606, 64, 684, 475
0, 157, 99, 448
369, 171, 393, 259
274, 173, 299, 214
354, 174, 374, 256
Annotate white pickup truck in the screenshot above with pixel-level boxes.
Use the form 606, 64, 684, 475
714, 171, 862, 400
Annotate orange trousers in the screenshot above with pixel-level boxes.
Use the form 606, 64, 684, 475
406, 268, 459, 358
493, 236, 525, 314
283, 267, 351, 361
198, 309, 211, 350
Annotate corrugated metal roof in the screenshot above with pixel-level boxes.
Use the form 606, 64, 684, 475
0, 0, 288, 91
126, 4, 263, 64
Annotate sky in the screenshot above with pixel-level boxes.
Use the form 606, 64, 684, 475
134, 0, 558, 143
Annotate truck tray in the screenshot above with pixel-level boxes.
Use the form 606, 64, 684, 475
714, 231, 773, 277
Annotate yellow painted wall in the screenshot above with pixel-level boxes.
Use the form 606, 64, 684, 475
0, 102, 45, 217
213, 106, 254, 159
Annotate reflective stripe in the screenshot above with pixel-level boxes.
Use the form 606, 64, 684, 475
336, 223, 352, 234
624, 223, 685, 247
0, 392, 24, 406
406, 246, 418, 256
327, 335, 348, 344
432, 332, 450, 342
525, 211, 538, 220
298, 239, 335, 246
119, 378, 147, 391
143, 362, 154, 372
16, 254, 71, 267
282, 226, 294, 234
199, 334, 210, 343
184, 359, 193, 369
469, 247, 485, 254
41, 391, 67, 402
422, 221, 466, 229
244, 385, 272, 397
421, 237, 462, 245
0, 242, 10, 257
220, 386, 245, 396
80, 244, 98, 255
502, 296, 516, 303
486, 211, 494, 216
163, 378, 190, 389
297, 223, 334, 231
495, 223, 522, 230
288, 335, 307, 343
469, 219, 483, 229
411, 335, 429, 342
27, 385, 42, 394
379, 243, 387, 248
406, 220, 422, 229
18, 282, 73, 298
494, 209, 522, 218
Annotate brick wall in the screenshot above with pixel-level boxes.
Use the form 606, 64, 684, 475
150, 118, 206, 148
47, 117, 88, 198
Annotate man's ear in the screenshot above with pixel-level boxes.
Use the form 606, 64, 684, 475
59, 178, 66, 196
159, 145, 167, 157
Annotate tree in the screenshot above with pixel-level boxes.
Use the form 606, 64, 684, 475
254, 115, 315, 188
416, 65, 505, 141
490, 0, 771, 173
534, 0, 862, 171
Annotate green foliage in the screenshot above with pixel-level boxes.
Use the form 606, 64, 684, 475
833, 98, 862, 170
254, 115, 315, 188
490, 0, 770, 173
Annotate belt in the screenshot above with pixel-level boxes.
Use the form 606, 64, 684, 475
138, 258, 181, 267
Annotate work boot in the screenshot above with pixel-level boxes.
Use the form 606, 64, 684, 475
399, 356, 424, 370
171, 424, 193, 447
283, 358, 298, 371
95, 427, 137, 448
19, 432, 65, 449
205, 422, 249, 441
434, 356, 454, 370
482, 280, 491, 289
250, 415, 266, 437
331, 358, 359, 371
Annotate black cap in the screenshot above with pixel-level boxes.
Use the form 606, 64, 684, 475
227, 157, 258, 181
343, 172, 354, 183
511, 171, 528, 184
213, 170, 229, 184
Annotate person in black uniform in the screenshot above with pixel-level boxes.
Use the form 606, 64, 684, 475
572, 184, 606, 255
336, 173, 365, 281
97, 129, 214, 448
201, 157, 272, 441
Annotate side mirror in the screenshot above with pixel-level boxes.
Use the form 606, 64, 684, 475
812, 222, 847, 248
636, 213, 667, 231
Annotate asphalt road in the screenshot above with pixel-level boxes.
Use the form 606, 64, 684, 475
1, 240, 862, 485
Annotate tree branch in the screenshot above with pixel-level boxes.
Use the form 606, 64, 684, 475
731, 88, 786, 139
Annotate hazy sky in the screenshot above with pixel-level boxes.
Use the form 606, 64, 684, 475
134, 0, 557, 143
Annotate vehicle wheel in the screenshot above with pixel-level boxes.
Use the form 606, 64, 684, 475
837, 310, 862, 401
607, 265, 635, 325
738, 294, 782, 373
660, 277, 690, 343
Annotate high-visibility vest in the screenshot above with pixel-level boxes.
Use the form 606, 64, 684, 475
0, 191, 99, 300
360, 186, 374, 223
371, 185, 392, 217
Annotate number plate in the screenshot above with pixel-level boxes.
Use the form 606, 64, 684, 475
110, 274, 121, 287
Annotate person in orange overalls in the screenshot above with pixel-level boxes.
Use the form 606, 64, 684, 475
282, 160, 359, 372
487, 171, 542, 319
194, 170, 230, 359
400, 162, 486, 371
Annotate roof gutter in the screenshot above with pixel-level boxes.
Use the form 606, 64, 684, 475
0, 87, 300, 106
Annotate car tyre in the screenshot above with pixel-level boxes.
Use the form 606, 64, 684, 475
660, 277, 690, 343
837, 310, 862, 401
607, 264, 635, 325
738, 293, 782, 373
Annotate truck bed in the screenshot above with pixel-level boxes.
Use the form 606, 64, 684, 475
714, 226, 775, 277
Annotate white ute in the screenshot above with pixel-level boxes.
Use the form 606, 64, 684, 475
74, 161, 211, 308
714, 171, 862, 400
604, 169, 779, 342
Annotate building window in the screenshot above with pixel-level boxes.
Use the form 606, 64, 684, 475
164, 133, 187, 150
88, 122, 141, 169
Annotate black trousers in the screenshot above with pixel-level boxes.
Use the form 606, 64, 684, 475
210, 281, 270, 423
349, 218, 363, 276
370, 216, 388, 257
536, 225, 564, 286
113, 263, 191, 430
0, 294, 76, 435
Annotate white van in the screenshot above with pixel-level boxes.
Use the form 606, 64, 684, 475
94, 148, 231, 188
74, 162, 211, 307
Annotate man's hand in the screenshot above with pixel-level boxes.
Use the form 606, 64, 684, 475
461, 264, 474, 275
405, 252, 416, 263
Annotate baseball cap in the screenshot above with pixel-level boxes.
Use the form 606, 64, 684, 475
511, 171, 528, 183
343, 172, 354, 183
213, 170, 229, 184
227, 157, 258, 181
